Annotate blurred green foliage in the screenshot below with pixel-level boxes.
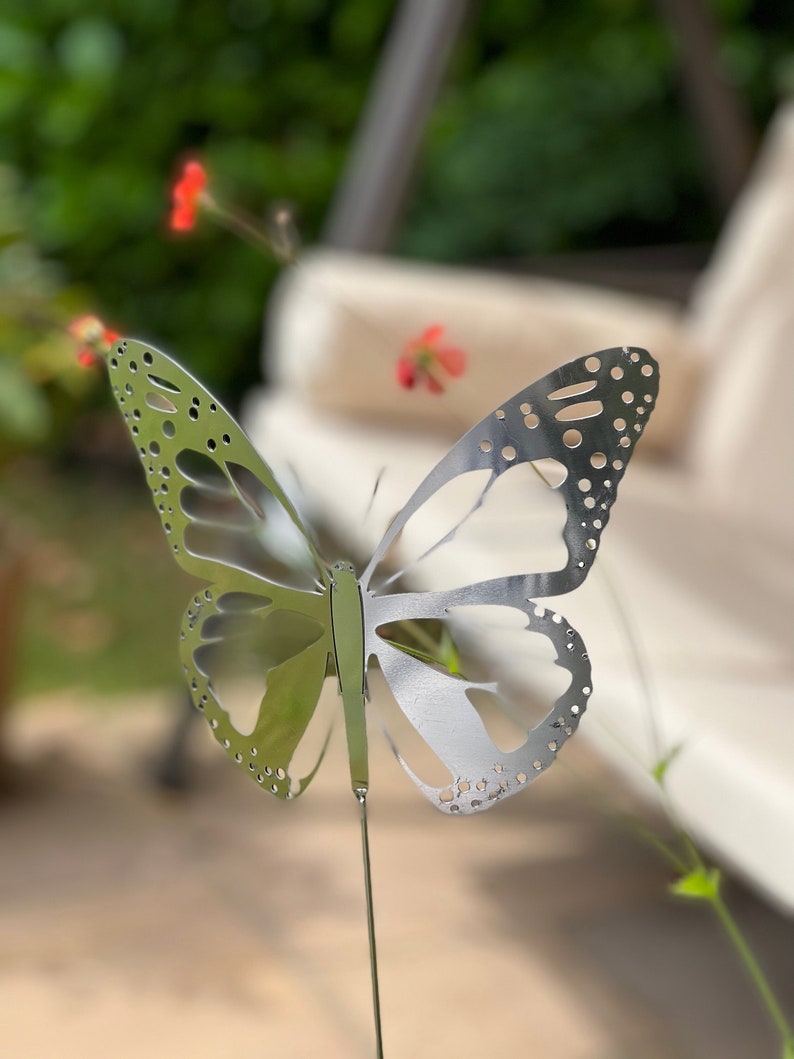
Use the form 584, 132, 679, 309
0, 0, 394, 403
5, 463, 192, 696
0, 166, 97, 459
401, 0, 794, 260
0, 0, 792, 406
0, 0, 791, 701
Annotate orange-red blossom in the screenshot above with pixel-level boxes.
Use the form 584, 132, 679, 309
169, 160, 209, 232
396, 324, 466, 394
69, 315, 120, 366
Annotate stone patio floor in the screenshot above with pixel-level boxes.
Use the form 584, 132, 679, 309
1, 686, 793, 1059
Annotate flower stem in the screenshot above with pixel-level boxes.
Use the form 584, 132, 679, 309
600, 556, 793, 1055
708, 889, 794, 1052
202, 197, 289, 260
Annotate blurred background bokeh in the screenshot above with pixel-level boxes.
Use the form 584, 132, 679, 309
1, 2, 794, 1056
3, 0, 793, 395
1, 0, 792, 703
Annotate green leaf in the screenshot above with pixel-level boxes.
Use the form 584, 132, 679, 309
438, 625, 464, 676
783, 1042, 794, 1059
670, 867, 721, 902
382, 628, 467, 679
652, 742, 683, 785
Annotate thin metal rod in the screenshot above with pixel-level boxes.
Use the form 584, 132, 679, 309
357, 790, 384, 1059
323, 0, 471, 251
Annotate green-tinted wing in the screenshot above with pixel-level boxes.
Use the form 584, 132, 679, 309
108, 338, 326, 591
107, 338, 335, 797
180, 587, 333, 797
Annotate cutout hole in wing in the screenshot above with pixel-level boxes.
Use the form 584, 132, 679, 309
175, 454, 321, 589
528, 457, 568, 488
373, 603, 573, 784
195, 608, 324, 736
183, 521, 317, 589
181, 486, 254, 529
554, 400, 603, 422
375, 468, 493, 582
176, 450, 233, 494
376, 604, 569, 726
547, 380, 597, 400
225, 462, 269, 519
286, 676, 337, 786
216, 591, 274, 612
376, 618, 467, 678
147, 372, 181, 394
146, 391, 178, 413
465, 688, 529, 753
226, 461, 320, 575
372, 462, 568, 592
446, 603, 572, 727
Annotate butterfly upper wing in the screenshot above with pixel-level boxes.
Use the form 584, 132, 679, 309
362, 346, 658, 608
107, 338, 335, 797
361, 346, 659, 812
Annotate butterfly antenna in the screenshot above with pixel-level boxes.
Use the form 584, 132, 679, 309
363, 466, 386, 524
356, 789, 385, 1059
277, 459, 333, 570
528, 460, 554, 489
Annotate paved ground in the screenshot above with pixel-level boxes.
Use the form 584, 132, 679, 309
1, 687, 793, 1059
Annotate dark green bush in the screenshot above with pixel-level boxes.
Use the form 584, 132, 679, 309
0, 0, 393, 401
1, 0, 791, 403
401, 0, 794, 260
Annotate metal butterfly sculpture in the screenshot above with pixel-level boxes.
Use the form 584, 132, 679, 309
106, 339, 658, 812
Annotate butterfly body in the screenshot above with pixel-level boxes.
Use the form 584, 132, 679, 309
106, 339, 658, 813
329, 560, 369, 793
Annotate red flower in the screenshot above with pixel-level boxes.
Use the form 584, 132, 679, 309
169, 159, 208, 232
69, 315, 120, 366
396, 324, 466, 394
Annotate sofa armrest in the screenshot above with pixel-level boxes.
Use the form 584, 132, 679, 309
684, 104, 794, 543
265, 250, 700, 459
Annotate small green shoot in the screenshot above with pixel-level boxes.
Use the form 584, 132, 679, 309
670, 867, 721, 902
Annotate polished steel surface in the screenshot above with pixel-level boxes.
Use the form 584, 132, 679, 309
106, 340, 658, 814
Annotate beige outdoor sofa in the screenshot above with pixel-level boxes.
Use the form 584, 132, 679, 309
244, 105, 794, 911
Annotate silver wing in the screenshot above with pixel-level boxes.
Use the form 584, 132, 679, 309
361, 346, 659, 813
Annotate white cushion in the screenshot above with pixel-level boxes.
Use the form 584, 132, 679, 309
686, 104, 794, 541
267, 252, 699, 458
245, 391, 794, 909
245, 102, 794, 912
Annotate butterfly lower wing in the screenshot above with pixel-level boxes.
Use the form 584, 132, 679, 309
366, 591, 590, 813
181, 585, 334, 798
362, 347, 658, 811
107, 338, 335, 797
